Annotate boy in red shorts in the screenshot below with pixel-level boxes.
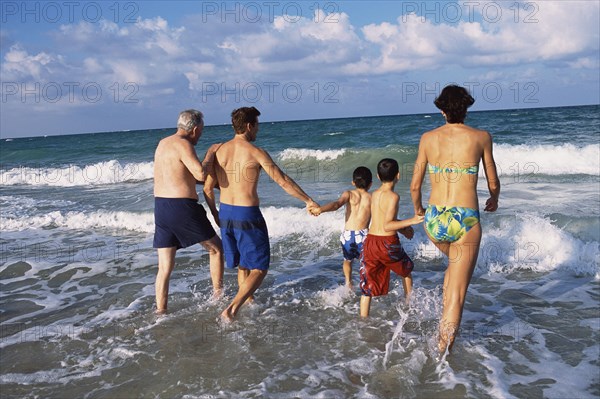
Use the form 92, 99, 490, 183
359, 158, 423, 317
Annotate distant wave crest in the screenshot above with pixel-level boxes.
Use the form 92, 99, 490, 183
494, 143, 599, 176
1, 209, 155, 233
0, 160, 153, 187
278, 148, 347, 161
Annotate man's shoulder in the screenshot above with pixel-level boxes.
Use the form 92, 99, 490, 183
221, 139, 267, 161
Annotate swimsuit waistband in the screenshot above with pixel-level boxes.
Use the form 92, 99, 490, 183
220, 203, 263, 220
366, 233, 399, 240
155, 197, 198, 203
426, 204, 480, 214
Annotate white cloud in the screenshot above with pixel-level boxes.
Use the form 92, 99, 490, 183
11, 2, 595, 93
348, 1, 600, 74
2, 45, 55, 80
568, 57, 600, 69
1, 1, 598, 137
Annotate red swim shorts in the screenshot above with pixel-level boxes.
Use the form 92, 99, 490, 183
359, 234, 413, 297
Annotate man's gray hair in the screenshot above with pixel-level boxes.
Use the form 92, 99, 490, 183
177, 109, 204, 132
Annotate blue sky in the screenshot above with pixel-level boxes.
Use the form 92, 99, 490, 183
1, 1, 599, 138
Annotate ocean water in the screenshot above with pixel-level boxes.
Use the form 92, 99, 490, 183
1, 105, 599, 398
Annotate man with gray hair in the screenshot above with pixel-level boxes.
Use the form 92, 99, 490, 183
153, 109, 223, 313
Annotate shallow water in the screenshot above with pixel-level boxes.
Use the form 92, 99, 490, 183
1, 105, 599, 398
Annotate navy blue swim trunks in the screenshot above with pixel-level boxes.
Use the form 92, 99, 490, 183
153, 197, 216, 249
219, 203, 270, 271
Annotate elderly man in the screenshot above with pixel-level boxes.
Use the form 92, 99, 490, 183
153, 109, 223, 313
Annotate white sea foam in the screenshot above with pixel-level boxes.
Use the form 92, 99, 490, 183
316, 285, 354, 308
0, 204, 339, 244
277, 148, 347, 161
494, 143, 600, 176
481, 213, 599, 276
0, 160, 153, 186
1, 209, 155, 232
262, 205, 341, 242
275, 143, 599, 176
412, 213, 600, 277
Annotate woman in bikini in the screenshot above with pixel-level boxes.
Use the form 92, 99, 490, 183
410, 85, 500, 354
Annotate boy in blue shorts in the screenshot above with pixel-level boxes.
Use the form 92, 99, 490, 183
313, 166, 372, 289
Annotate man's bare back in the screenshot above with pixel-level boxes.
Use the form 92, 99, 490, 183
154, 133, 204, 199
212, 135, 265, 206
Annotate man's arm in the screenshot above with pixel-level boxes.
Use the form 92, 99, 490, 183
257, 148, 318, 208
203, 171, 220, 226
482, 131, 500, 212
202, 147, 221, 225
180, 140, 205, 182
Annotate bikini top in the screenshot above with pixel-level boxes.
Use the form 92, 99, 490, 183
427, 164, 479, 174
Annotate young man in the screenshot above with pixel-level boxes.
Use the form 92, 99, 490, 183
313, 166, 372, 289
203, 106, 319, 321
359, 158, 423, 317
153, 109, 224, 314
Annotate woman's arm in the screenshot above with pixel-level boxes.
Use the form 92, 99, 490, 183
410, 134, 428, 215
481, 131, 500, 212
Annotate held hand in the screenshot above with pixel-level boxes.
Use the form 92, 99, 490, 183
197, 170, 206, 184
484, 197, 498, 212
415, 206, 425, 217
306, 200, 320, 217
399, 226, 414, 239
412, 214, 425, 224
309, 207, 322, 217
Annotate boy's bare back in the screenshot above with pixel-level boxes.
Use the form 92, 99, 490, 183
344, 189, 371, 231
368, 187, 400, 236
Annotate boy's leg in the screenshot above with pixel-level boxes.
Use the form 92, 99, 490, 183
342, 259, 353, 288
402, 274, 413, 302
402, 274, 412, 299
359, 295, 371, 317
156, 247, 177, 313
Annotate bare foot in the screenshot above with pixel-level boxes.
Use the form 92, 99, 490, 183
155, 308, 167, 315
220, 307, 234, 323
212, 287, 223, 300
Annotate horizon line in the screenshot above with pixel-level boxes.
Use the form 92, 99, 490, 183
2, 102, 598, 140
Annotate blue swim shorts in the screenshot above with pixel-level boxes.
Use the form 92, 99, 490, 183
340, 229, 368, 260
219, 203, 270, 271
153, 197, 216, 249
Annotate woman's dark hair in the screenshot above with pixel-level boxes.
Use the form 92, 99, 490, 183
434, 85, 475, 124
352, 166, 372, 189
377, 158, 399, 182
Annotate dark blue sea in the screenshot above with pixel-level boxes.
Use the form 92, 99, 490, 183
1, 105, 599, 398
